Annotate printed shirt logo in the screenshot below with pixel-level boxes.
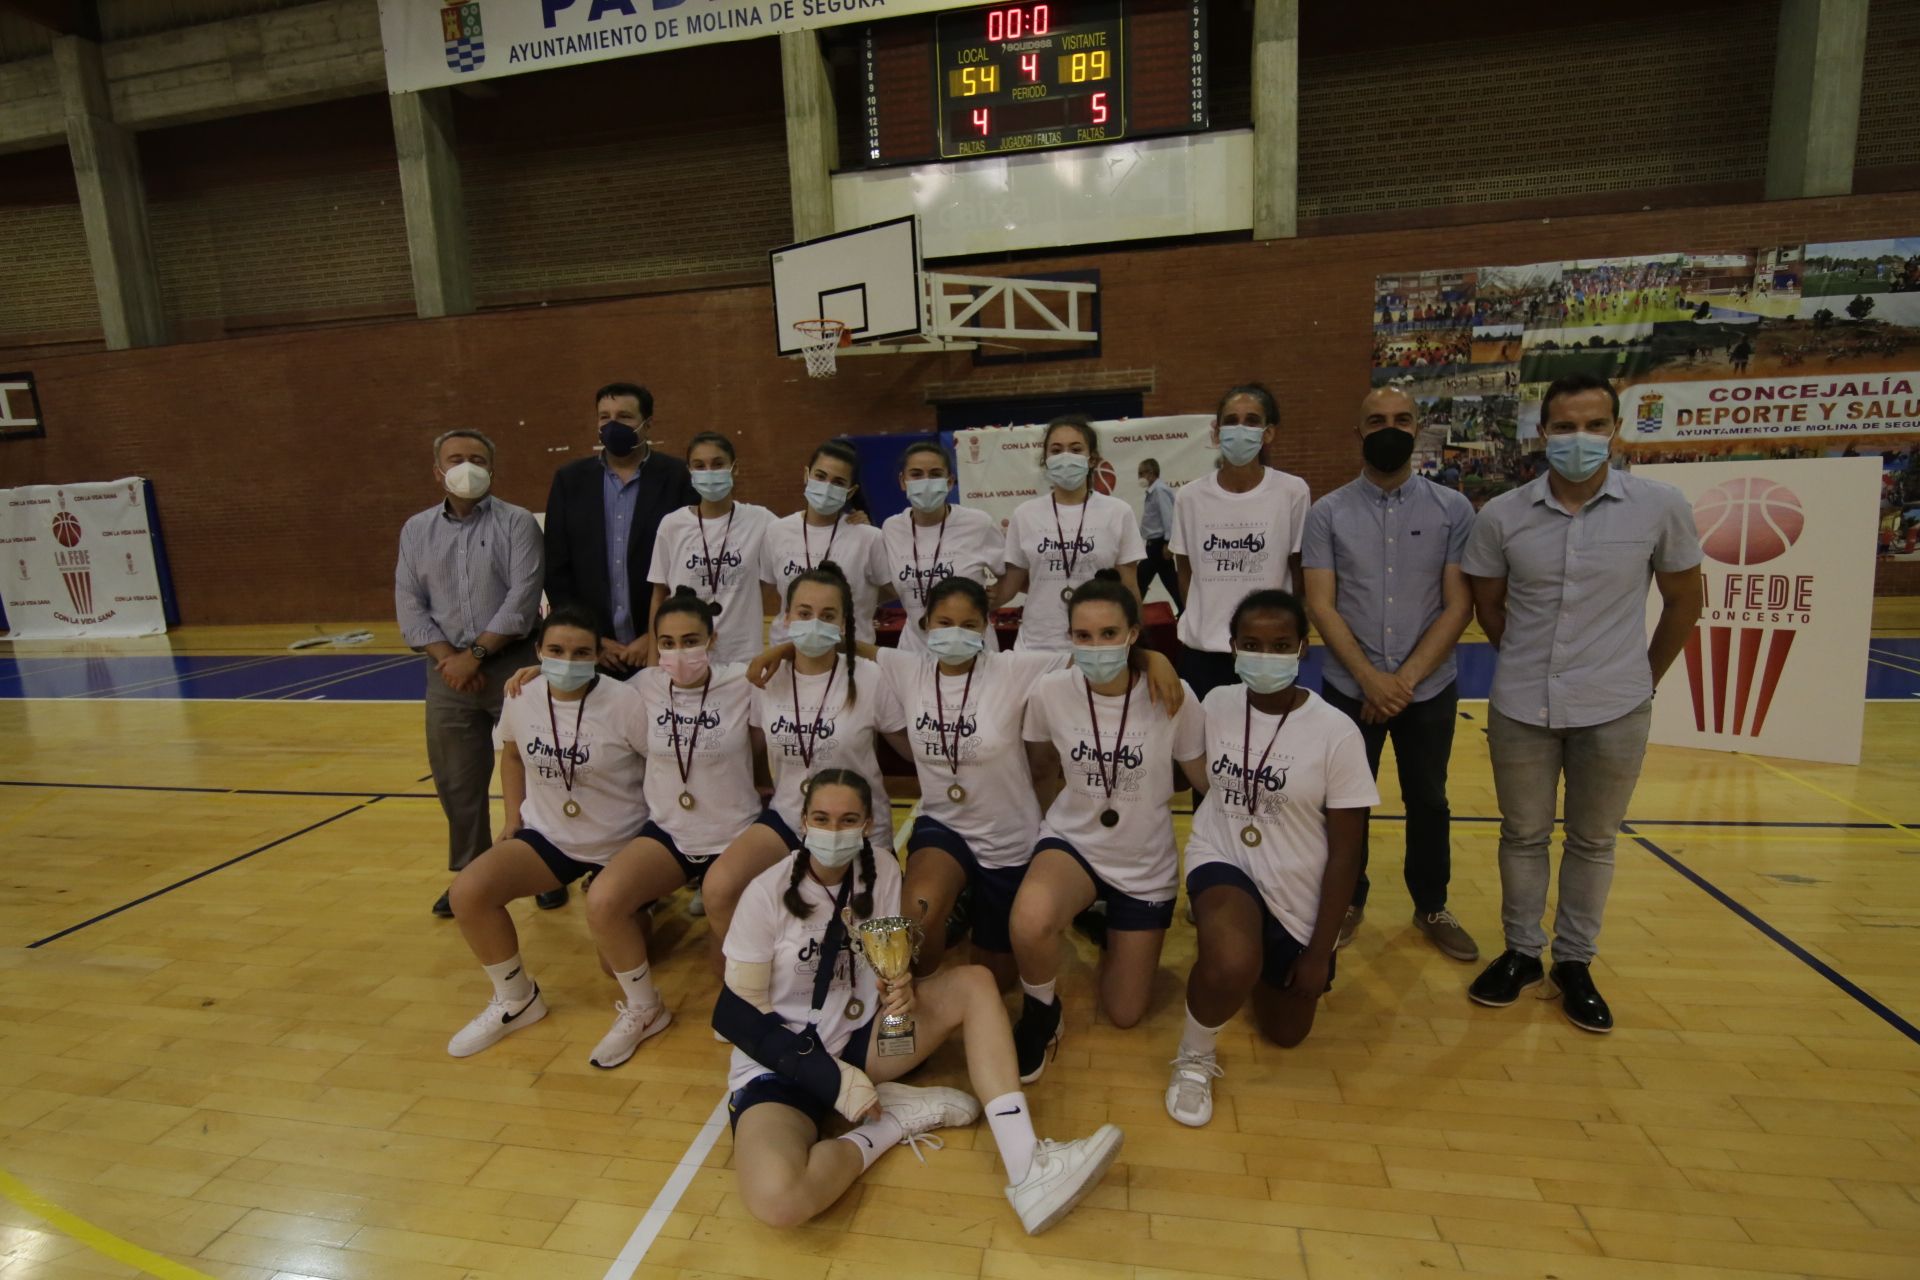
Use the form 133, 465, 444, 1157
442, 1, 485, 73
1210, 751, 1290, 818
1200, 527, 1272, 577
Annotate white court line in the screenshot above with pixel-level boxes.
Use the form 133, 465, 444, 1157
601, 1094, 730, 1280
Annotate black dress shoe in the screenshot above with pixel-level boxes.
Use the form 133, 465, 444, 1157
431, 890, 454, 919
1467, 949, 1544, 1007
535, 886, 569, 911
1549, 960, 1614, 1033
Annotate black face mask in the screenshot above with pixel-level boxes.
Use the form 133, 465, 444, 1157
1362, 428, 1415, 473
600, 421, 641, 458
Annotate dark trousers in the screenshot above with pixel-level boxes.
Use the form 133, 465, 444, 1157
1176, 646, 1240, 702
1140, 538, 1183, 613
1319, 680, 1458, 914
422, 639, 536, 873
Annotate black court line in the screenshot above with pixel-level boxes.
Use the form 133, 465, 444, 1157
0, 779, 427, 800
25, 799, 382, 949
1622, 822, 1920, 1048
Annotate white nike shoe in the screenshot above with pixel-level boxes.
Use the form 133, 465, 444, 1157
1005, 1124, 1124, 1235
588, 1000, 672, 1069
875, 1082, 981, 1162
1164, 1051, 1223, 1128
687, 886, 706, 917
447, 986, 546, 1058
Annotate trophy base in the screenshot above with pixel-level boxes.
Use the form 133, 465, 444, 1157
874, 1020, 916, 1058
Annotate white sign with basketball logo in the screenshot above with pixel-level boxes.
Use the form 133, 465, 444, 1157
1, 478, 168, 639
954, 415, 1218, 531
1638, 457, 1880, 765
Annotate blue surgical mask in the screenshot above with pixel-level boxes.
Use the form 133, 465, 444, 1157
691, 468, 734, 502
1045, 452, 1090, 490
804, 826, 864, 868
1235, 650, 1300, 694
905, 476, 950, 513
788, 617, 843, 658
1073, 643, 1130, 685
1219, 424, 1265, 467
804, 477, 849, 517
1545, 432, 1612, 482
541, 656, 596, 693
927, 626, 986, 662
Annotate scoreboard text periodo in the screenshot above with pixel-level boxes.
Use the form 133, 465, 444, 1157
934, 1, 1127, 159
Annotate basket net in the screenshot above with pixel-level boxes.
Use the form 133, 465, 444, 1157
794, 319, 849, 379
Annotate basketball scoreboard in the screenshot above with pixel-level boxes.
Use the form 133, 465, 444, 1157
861, 0, 1207, 165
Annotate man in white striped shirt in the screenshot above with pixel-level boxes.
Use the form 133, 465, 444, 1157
396, 429, 544, 917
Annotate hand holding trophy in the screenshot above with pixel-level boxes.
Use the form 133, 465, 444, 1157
843, 910, 923, 1058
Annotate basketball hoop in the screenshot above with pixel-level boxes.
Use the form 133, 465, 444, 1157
794, 319, 849, 379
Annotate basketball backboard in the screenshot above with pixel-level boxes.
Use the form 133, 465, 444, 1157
770, 216, 924, 356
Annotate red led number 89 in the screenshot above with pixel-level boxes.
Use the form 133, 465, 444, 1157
986, 4, 1051, 40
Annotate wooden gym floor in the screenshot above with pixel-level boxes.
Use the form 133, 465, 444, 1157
2, 609, 1919, 1280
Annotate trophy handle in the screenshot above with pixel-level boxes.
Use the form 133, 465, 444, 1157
839, 906, 864, 957
908, 917, 926, 959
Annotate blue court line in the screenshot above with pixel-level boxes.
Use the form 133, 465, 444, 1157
24, 799, 384, 949
82, 654, 288, 699
234, 655, 419, 701
1621, 823, 1920, 1047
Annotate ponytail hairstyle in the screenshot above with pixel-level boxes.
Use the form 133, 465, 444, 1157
785, 560, 860, 707
653, 584, 717, 639
1068, 567, 1142, 630
782, 767, 877, 921
920, 574, 989, 630
687, 431, 737, 464
1216, 383, 1278, 467
1041, 413, 1099, 462
808, 438, 860, 475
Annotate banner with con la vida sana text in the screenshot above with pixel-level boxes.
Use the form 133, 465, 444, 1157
380, 0, 993, 93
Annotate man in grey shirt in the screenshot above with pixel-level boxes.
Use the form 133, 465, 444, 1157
1462, 373, 1701, 1032
396, 429, 545, 918
1302, 387, 1478, 963
1136, 457, 1183, 614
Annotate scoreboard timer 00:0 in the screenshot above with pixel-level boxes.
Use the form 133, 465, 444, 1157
934, 1, 1126, 158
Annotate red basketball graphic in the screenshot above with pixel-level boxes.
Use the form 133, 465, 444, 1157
1090, 458, 1118, 495
51, 511, 82, 547
1692, 478, 1803, 566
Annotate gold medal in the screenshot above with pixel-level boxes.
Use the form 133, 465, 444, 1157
563, 799, 582, 818
844, 997, 865, 1021
1060, 586, 1075, 602
679, 790, 696, 811
1100, 808, 1119, 828
947, 782, 966, 803
1240, 823, 1262, 848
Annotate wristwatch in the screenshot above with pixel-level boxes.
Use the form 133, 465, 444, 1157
469, 642, 490, 662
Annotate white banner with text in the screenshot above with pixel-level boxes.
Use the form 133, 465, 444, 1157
1, 478, 168, 639
954, 415, 1216, 531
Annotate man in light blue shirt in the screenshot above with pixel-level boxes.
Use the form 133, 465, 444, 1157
1302, 387, 1478, 963
1462, 373, 1702, 1033
1136, 458, 1183, 614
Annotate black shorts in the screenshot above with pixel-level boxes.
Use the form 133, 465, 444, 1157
726, 1018, 875, 1134
906, 816, 1026, 954
1034, 837, 1176, 932
517, 828, 603, 888
1177, 646, 1241, 702
638, 819, 711, 883
1186, 860, 1334, 992
753, 805, 800, 851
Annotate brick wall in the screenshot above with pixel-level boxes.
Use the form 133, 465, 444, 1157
1859, 0, 1920, 172
4, 187, 1919, 624
0, 146, 99, 344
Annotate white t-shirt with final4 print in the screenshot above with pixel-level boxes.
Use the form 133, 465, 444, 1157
723, 850, 904, 1092
495, 675, 649, 865
1186, 686, 1380, 946
647, 502, 776, 665
878, 647, 1069, 867
630, 663, 760, 864
1170, 468, 1311, 653
1004, 492, 1146, 653
1022, 666, 1205, 901
881, 504, 1007, 656
752, 655, 906, 847
759, 513, 891, 647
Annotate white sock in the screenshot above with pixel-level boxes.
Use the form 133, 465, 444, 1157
837, 1112, 905, 1170
1178, 1004, 1225, 1059
1020, 977, 1057, 1007
614, 962, 658, 1009
984, 1091, 1038, 1185
483, 955, 534, 1005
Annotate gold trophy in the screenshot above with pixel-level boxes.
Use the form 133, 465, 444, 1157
843, 912, 922, 1058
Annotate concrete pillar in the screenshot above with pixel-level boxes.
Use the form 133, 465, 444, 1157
1251, 0, 1299, 240
1765, 0, 1868, 200
781, 29, 837, 242
389, 89, 474, 318
51, 35, 167, 350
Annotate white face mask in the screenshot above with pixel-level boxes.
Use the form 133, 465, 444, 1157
803, 826, 864, 868
1218, 425, 1265, 467
1045, 452, 1091, 490
904, 476, 950, 513
443, 461, 491, 501
804, 477, 849, 517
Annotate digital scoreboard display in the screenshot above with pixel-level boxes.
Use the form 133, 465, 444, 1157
936, 2, 1127, 157
859, 0, 1206, 165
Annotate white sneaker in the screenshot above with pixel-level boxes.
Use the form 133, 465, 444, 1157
687, 886, 706, 917
588, 1000, 672, 1069
1164, 1051, 1223, 1127
447, 986, 546, 1058
1005, 1124, 1124, 1235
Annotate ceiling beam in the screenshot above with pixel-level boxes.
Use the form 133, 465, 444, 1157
0, 0, 99, 41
